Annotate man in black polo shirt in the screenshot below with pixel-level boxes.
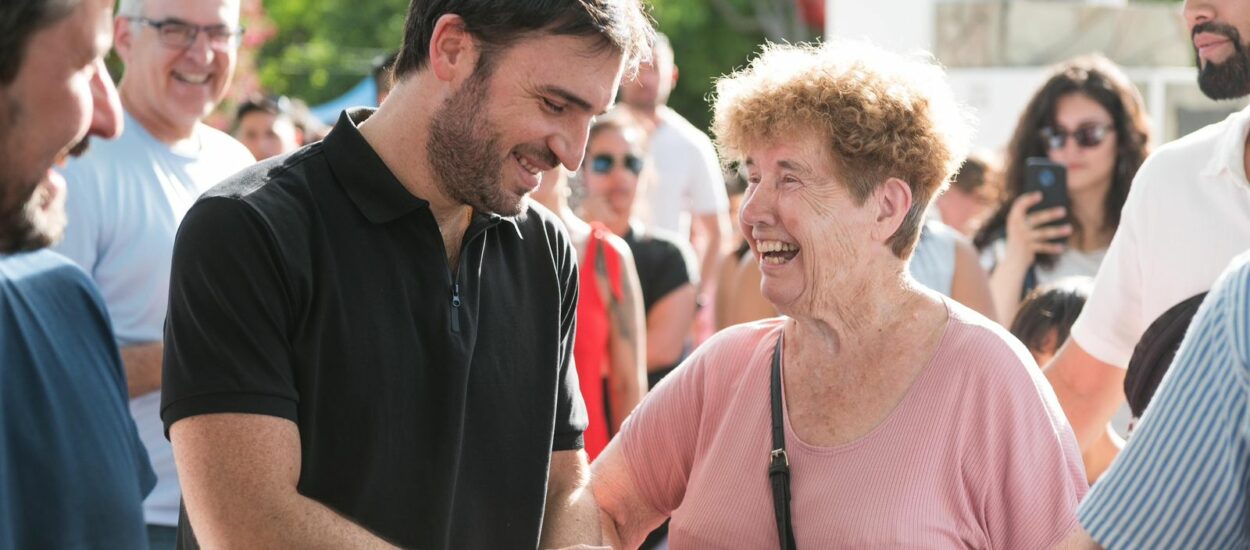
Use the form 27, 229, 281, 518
160, 1, 653, 548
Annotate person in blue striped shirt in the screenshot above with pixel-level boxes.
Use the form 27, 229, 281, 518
1058, 249, 1250, 549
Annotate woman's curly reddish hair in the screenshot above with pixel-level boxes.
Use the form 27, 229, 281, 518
712, 41, 973, 258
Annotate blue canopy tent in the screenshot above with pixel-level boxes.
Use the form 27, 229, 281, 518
309, 76, 377, 126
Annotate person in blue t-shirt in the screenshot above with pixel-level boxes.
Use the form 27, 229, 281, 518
0, 0, 154, 547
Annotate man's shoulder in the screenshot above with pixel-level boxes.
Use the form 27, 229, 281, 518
202, 143, 322, 206
1137, 111, 1239, 184
0, 250, 105, 314
0, 250, 93, 287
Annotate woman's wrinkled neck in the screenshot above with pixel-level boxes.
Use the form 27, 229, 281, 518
783, 258, 918, 360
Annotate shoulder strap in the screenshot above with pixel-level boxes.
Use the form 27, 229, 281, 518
588, 222, 625, 300
769, 335, 797, 550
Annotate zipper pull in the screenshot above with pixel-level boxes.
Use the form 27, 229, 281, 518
450, 283, 462, 333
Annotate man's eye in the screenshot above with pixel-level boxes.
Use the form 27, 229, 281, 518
543, 99, 566, 114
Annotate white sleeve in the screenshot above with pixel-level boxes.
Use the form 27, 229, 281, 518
1068, 169, 1149, 368
687, 132, 728, 215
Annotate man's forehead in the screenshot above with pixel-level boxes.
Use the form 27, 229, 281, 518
519, 35, 626, 111
142, 0, 241, 24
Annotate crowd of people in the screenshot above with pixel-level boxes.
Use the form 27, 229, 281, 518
3, 0, 1250, 548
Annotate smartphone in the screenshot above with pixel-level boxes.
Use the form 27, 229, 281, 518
1024, 157, 1070, 245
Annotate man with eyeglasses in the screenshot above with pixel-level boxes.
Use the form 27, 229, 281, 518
50, 0, 253, 547
1044, 0, 1250, 495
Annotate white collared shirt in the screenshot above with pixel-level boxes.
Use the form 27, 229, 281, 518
1071, 104, 1250, 368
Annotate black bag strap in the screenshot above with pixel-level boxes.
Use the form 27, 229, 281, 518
769, 335, 797, 550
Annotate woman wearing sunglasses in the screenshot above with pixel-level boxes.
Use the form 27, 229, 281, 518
580, 114, 700, 391
974, 55, 1151, 323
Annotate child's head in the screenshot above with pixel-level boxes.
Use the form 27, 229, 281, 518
1010, 277, 1093, 366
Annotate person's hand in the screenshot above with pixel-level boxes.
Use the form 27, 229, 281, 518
1002, 191, 1071, 269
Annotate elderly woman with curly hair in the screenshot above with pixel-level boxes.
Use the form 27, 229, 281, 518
587, 41, 1087, 549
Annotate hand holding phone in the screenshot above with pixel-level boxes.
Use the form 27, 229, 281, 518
1023, 157, 1071, 245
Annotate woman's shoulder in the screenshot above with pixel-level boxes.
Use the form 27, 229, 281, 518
939, 300, 1037, 375
685, 319, 783, 376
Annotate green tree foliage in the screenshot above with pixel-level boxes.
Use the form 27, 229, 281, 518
649, 0, 770, 134
255, 0, 774, 133
258, 0, 408, 104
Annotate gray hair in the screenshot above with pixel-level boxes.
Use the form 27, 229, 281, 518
117, 0, 144, 17
0, 0, 80, 85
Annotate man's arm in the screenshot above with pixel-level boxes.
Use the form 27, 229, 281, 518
540, 450, 602, 549
120, 342, 162, 398
1043, 339, 1126, 475
171, 413, 399, 549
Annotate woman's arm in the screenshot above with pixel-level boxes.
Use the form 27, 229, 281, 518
602, 237, 648, 431
646, 284, 697, 370
950, 237, 997, 321
589, 440, 669, 549
990, 192, 1071, 321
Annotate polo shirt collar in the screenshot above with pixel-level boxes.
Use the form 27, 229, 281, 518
322, 108, 522, 235
1202, 103, 1250, 182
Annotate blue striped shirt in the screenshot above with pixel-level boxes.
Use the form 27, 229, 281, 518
1077, 250, 1250, 549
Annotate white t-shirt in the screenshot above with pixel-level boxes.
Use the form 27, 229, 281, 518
1072, 104, 1250, 368
54, 111, 255, 526
643, 107, 729, 237
982, 238, 1106, 287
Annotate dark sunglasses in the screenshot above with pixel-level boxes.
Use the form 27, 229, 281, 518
590, 153, 644, 175
1039, 124, 1115, 150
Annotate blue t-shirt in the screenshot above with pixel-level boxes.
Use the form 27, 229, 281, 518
0, 250, 154, 549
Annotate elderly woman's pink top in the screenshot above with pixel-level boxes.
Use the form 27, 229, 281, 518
619, 301, 1087, 549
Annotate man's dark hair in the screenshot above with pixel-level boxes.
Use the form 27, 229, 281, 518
0, 0, 79, 85
233, 96, 287, 132
393, 0, 653, 82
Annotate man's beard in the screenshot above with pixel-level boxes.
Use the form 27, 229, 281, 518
0, 179, 67, 253
0, 96, 69, 254
426, 71, 552, 217
1195, 22, 1250, 100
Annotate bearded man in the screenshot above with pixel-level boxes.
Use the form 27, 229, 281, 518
160, 1, 654, 548
0, 0, 154, 547
1045, 0, 1250, 484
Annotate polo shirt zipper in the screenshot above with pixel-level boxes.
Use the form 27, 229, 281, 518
450, 282, 462, 333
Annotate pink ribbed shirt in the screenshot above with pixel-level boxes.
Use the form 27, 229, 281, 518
619, 301, 1087, 548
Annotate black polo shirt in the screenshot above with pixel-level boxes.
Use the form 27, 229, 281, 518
161, 108, 585, 549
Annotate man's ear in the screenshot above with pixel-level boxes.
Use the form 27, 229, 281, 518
427, 14, 480, 84
671, 64, 679, 87
871, 177, 913, 243
113, 16, 133, 63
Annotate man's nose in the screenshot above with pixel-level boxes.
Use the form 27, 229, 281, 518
88, 58, 122, 140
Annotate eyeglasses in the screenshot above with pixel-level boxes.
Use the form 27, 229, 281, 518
590, 153, 644, 175
128, 17, 244, 50
1040, 123, 1115, 151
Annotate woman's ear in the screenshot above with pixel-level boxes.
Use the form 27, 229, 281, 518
871, 177, 913, 243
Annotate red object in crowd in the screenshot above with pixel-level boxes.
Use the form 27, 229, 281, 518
574, 223, 625, 460
798, 0, 825, 29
